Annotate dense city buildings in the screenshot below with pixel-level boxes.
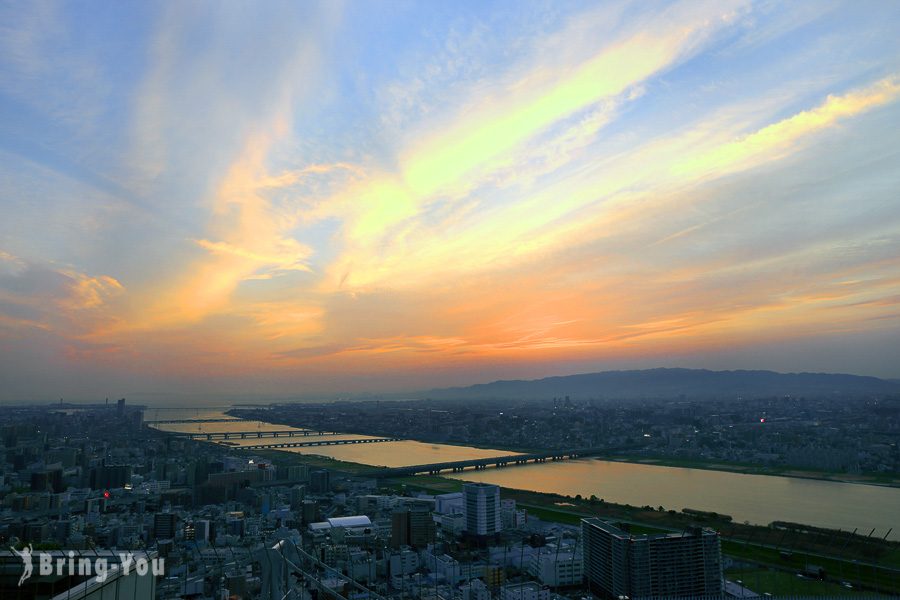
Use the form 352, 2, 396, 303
1, 396, 897, 599
235, 393, 900, 477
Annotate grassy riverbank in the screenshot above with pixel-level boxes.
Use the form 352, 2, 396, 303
392, 473, 900, 595
224, 438, 900, 594
724, 567, 860, 596
251, 448, 383, 475
201, 421, 900, 593
597, 453, 900, 488
220, 410, 899, 488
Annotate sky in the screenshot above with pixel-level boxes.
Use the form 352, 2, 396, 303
1, 0, 900, 403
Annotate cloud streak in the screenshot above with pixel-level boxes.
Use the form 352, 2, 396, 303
2, 1, 900, 399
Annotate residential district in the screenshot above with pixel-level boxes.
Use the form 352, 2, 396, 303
233, 395, 900, 476
0, 400, 896, 600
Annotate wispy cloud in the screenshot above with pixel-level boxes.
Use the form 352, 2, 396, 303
2, 0, 900, 398
673, 76, 900, 177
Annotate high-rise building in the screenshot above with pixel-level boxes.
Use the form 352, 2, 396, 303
188, 459, 210, 486
582, 518, 723, 599
391, 508, 410, 549
463, 482, 500, 537
153, 512, 177, 541
90, 464, 132, 490
310, 470, 330, 493
194, 519, 211, 542
30, 471, 48, 492
501, 498, 526, 529
301, 499, 319, 524
392, 503, 435, 548
278, 464, 309, 482
408, 503, 435, 547
290, 485, 305, 510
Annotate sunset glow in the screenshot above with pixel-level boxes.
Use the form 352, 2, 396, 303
1, 1, 899, 401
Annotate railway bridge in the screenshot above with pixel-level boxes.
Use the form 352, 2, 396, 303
169, 429, 343, 440
369, 446, 614, 478
237, 437, 402, 450
146, 418, 240, 424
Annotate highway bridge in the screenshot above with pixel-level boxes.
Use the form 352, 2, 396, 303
146, 418, 240, 424
370, 447, 612, 478
169, 429, 343, 440
236, 437, 402, 450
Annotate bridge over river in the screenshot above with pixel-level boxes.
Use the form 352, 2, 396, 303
235, 437, 402, 450
369, 446, 619, 478
169, 429, 344, 440
146, 418, 240, 424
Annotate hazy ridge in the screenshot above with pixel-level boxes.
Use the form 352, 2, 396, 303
421, 368, 900, 400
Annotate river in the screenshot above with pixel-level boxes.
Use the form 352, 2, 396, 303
147, 408, 517, 466
150, 408, 900, 539
445, 457, 900, 539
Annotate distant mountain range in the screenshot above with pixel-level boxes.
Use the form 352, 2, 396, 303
421, 368, 900, 400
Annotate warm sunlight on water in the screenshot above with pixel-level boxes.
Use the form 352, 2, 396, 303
152, 414, 513, 465
150, 420, 306, 434
144, 408, 238, 421
446, 458, 900, 539
147, 409, 281, 435
279, 441, 518, 468
154, 412, 899, 538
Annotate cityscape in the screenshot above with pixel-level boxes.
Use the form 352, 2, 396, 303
2, 1, 900, 600
1, 382, 899, 599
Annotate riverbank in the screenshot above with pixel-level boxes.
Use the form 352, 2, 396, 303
223, 439, 900, 593
226, 408, 900, 488
251, 448, 383, 475
392, 474, 900, 594
598, 453, 900, 488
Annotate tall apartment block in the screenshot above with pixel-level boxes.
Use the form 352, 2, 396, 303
463, 482, 501, 537
582, 517, 723, 599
